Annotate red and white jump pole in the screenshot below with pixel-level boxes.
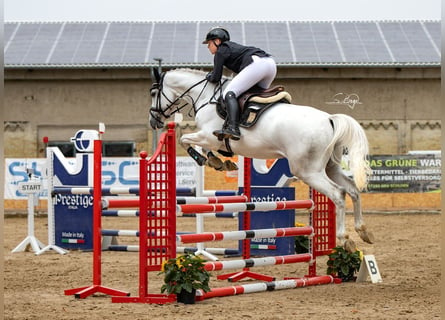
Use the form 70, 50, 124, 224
177, 226, 313, 244
195, 275, 338, 301
176, 199, 313, 215
101, 195, 250, 209
203, 253, 312, 272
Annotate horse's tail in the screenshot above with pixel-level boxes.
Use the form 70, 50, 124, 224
326, 114, 372, 190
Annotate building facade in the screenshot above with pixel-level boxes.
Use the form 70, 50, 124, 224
4, 66, 440, 157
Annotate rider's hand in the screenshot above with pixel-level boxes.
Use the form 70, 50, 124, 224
206, 72, 216, 82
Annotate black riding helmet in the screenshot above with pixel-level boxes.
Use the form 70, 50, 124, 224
202, 27, 230, 44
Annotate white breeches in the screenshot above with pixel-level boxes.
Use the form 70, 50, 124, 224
224, 55, 277, 97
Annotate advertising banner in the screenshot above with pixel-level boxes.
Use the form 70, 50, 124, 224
366, 154, 441, 193
239, 187, 295, 256
4, 156, 197, 199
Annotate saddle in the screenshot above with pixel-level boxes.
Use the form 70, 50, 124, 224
216, 85, 292, 128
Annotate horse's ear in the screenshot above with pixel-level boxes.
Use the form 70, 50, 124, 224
151, 67, 161, 83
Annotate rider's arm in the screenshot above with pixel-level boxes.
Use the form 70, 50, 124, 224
207, 45, 230, 83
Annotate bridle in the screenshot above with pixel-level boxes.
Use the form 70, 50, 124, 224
149, 72, 226, 127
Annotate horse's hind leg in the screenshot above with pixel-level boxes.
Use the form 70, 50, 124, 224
326, 162, 374, 245
296, 169, 355, 251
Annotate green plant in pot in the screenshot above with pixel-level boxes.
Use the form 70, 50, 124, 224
294, 235, 309, 253
326, 245, 362, 282
159, 253, 211, 304
294, 222, 309, 254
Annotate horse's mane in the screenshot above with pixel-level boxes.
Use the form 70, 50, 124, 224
171, 68, 206, 76
170, 68, 232, 81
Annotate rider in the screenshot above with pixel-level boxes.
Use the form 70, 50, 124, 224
203, 27, 277, 141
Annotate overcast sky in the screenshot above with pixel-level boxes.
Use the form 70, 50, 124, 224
4, 0, 442, 22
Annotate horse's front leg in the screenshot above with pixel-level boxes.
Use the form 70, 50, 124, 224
180, 131, 237, 171
206, 151, 238, 171
180, 131, 219, 167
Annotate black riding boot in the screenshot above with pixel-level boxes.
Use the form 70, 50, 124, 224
213, 91, 241, 141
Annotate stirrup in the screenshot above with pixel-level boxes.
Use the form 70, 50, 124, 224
213, 128, 240, 141
228, 130, 240, 141
213, 129, 227, 141
226, 125, 241, 141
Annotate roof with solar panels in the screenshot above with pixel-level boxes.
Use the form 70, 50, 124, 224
4, 20, 440, 68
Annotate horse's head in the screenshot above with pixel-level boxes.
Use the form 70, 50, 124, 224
149, 68, 176, 129
149, 68, 223, 130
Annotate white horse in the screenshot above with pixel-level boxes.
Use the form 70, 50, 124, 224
149, 68, 374, 251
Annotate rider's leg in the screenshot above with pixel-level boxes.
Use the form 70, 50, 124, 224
213, 91, 241, 140
213, 56, 277, 140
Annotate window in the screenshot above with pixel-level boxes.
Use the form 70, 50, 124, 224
103, 142, 135, 157
47, 141, 135, 157
48, 142, 76, 157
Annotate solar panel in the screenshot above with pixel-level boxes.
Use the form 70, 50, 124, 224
50, 23, 85, 64
289, 22, 344, 63
22, 23, 62, 64
401, 22, 439, 62
354, 22, 393, 63
311, 22, 344, 63
379, 22, 417, 62
334, 22, 368, 63
4, 23, 18, 43
73, 23, 107, 63
245, 22, 269, 50
3, 21, 441, 67
123, 23, 153, 63
5, 23, 40, 64
288, 22, 319, 63
423, 21, 440, 52
99, 22, 132, 63
244, 22, 293, 62
147, 23, 177, 64
266, 22, 293, 62
169, 22, 196, 63
4, 23, 19, 61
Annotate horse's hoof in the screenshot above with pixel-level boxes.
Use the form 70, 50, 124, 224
356, 226, 375, 244
223, 160, 238, 171
357, 230, 375, 244
207, 156, 224, 171
343, 239, 357, 253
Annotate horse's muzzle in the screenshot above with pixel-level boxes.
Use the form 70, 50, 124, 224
150, 117, 164, 130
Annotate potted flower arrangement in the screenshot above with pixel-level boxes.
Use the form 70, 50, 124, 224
159, 253, 211, 304
326, 246, 363, 282
294, 222, 309, 254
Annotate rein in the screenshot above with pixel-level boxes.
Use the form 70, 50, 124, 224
195, 80, 227, 114
150, 72, 226, 124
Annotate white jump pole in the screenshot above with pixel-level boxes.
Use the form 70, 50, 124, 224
36, 149, 68, 255
192, 158, 219, 261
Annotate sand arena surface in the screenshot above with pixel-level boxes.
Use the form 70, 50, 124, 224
4, 213, 441, 320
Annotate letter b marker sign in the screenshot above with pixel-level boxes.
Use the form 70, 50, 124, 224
356, 255, 382, 283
